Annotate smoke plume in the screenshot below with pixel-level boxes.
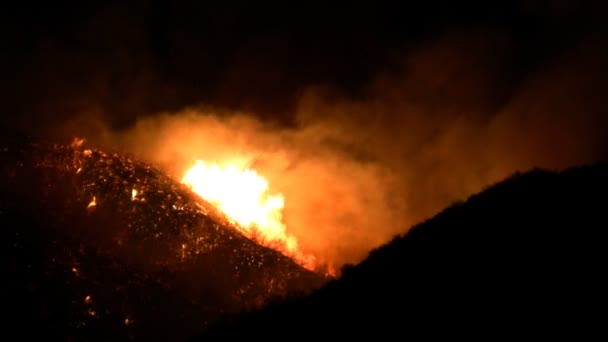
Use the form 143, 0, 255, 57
41, 28, 608, 270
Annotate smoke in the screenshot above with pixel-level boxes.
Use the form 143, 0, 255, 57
51, 28, 608, 270
86, 110, 403, 268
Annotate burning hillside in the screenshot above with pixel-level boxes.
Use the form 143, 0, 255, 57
0, 137, 328, 341
181, 159, 317, 270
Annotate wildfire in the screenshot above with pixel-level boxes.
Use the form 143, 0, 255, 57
181, 159, 316, 270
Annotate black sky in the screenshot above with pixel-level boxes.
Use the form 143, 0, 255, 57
1, 0, 607, 135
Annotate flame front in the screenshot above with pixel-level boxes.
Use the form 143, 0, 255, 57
181, 160, 316, 270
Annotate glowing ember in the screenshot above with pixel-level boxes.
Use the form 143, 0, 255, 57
87, 196, 97, 208
181, 160, 316, 270
131, 189, 138, 201
71, 137, 85, 148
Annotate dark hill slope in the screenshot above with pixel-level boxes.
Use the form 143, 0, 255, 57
0, 138, 327, 341
199, 162, 608, 339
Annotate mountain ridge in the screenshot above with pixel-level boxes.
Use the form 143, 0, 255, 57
0, 138, 328, 341
197, 161, 608, 339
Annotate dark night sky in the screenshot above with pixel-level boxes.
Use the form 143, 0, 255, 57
2, 0, 607, 135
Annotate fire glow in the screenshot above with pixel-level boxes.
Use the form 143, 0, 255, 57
181, 159, 317, 271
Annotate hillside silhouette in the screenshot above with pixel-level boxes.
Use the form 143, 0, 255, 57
0, 136, 327, 341
198, 161, 608, 339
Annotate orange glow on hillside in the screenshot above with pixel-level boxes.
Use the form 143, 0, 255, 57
181, 159, 317, 270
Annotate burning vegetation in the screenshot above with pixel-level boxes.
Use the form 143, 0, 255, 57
0, 137, 329, 341
181, 159, 317, 271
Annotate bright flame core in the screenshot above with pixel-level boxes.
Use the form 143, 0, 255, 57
181, 160, 316, 270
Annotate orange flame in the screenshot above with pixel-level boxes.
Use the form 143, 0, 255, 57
181, 159, 316, 270
87, 196, 97, 208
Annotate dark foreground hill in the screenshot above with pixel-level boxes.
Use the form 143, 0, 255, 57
0, 137, 327, 341
198, 161, 608, 339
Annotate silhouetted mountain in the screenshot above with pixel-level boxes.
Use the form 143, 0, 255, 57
0, 137, 327, 341
198, 161, 608, 339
